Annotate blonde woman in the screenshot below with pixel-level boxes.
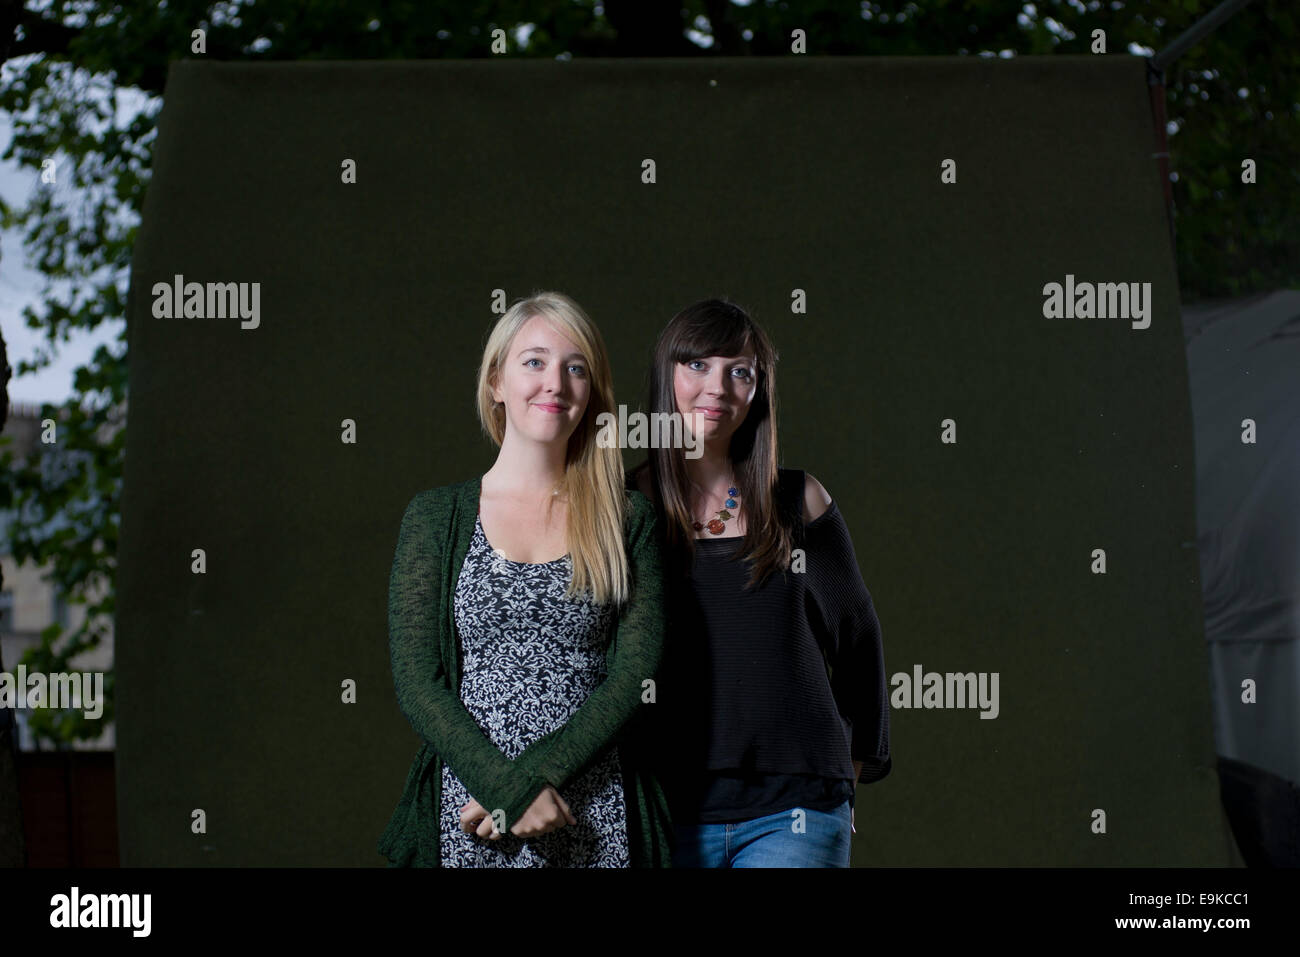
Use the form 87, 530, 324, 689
378, 292, 672, 867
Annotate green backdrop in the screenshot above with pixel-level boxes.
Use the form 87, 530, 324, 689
116, 55, 1230, 865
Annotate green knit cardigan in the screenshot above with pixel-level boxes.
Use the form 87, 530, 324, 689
377, 476, 674, 867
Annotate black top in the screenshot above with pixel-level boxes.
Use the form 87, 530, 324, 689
631, 466, 891, 824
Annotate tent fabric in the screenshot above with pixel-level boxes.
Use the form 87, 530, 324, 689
1185, 290, 1300, 788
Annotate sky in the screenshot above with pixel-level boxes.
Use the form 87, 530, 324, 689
0, 61, 156, 408
0, 107, 101, 407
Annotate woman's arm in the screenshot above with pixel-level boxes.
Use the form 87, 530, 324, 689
511, 496, 666, 788
804, 483, 892, 783
388, 491, 549, 830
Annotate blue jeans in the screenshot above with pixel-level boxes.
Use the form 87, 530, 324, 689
672, 800, 853, 868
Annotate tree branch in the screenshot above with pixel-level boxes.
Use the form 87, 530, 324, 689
1, 5, 82, 68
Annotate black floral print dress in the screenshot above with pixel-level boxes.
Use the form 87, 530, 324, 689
438, 514, 631, 867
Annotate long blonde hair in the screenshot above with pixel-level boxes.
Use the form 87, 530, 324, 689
475, 292, 630, 606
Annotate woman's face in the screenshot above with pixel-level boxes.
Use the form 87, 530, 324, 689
492, 314, 591, 449
673, 353, 757, 450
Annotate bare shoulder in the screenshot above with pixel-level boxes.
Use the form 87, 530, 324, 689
803, 471, 832, 523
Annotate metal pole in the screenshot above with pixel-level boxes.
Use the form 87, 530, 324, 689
1146, 0, 1258, 251
1147, 61, 1176, 250
1151, 0, 1258, 73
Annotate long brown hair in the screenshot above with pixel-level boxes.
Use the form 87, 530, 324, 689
640, 298, 794, 589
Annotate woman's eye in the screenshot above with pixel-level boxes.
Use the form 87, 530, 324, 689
688, 360, 706, 371
568, 364, 587, 376
732, 367, 753, 380
525, 358, 543, 368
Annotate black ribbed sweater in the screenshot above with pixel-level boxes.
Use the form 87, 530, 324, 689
637, 467, 891, 819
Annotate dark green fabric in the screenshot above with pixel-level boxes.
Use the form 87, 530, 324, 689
377, 477, 672, 867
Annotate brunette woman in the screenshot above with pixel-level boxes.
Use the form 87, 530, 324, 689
629, 298, 890, 868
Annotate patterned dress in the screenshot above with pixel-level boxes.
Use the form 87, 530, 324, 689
439, 514, 631, 867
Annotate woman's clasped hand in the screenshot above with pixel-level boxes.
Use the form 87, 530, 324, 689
458, 787, 577, 840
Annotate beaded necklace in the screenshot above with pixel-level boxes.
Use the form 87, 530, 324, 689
692, 485, 740, 535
